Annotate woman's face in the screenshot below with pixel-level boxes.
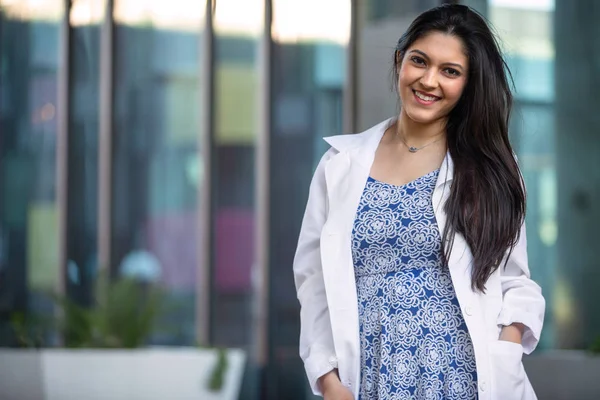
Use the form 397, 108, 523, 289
397, 31, 469, 125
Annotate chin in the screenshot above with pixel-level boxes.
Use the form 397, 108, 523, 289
404, 108, 440, 125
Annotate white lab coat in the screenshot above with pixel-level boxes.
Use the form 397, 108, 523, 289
293, 118, 545, 400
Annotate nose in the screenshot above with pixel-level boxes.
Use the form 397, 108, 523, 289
419, 68, 438, 90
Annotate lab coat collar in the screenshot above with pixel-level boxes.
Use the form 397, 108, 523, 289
323, 117, 454, 189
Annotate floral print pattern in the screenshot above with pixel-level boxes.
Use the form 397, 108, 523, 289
352, 170, 478, 400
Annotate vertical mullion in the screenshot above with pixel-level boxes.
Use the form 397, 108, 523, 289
343, 0, 358, 134
196, 0, 214, 347
56, 0, 71, 299
254, 0, 272, 367
98, 0, 114, 275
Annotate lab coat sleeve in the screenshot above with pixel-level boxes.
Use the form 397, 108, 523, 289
496, 221, 546, 354
293, 148, 337, 396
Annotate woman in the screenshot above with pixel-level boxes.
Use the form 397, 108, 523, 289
293, 4, 545, 400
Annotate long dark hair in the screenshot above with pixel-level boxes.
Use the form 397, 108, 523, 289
393, 4, 526, 292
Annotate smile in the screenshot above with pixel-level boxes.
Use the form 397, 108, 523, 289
413, 90, 440, 105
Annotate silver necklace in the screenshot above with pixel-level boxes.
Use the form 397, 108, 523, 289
397, 130, 445, 153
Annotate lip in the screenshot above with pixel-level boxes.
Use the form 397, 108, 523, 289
412, 89, 441, 105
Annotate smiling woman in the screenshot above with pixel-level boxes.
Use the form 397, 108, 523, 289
396, 32, 468, 127
294, 4, 545, 400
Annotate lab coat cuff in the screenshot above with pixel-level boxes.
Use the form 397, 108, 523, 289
497, 309, 542, 354
306, 354, 339, 396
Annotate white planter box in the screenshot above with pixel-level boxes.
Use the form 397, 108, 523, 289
524, 350, 600, 399
0, 347, 246, 400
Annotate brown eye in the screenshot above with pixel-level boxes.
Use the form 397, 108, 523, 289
411, 56, 426, 65
445, 68, 461, 77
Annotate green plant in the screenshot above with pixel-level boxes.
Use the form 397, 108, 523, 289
206, 347, 229, 392
9, 312, 48, 348
56, 274, 163, 348
9, 275, 162, 349
590, 335, 600, 354
10, 273, 229, 391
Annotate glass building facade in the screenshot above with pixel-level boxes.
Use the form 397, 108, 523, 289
1, 0, 599, 399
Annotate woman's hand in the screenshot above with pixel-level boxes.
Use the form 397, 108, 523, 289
320, 370, 354, 400
499, 323, 525, 344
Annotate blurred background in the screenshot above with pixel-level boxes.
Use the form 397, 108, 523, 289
0, 0, 599, 399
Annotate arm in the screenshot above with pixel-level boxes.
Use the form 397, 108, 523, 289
294, 149, 340, 395
497, 221, 546, 353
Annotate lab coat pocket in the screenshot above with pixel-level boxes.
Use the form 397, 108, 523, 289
489, 340, 536, 400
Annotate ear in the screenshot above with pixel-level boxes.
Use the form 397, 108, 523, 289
395, 50, 403, 74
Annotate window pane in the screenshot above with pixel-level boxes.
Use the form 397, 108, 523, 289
112, 0, 205, 345
465, 0, 600, 350
211, 0, 262, 350
366, 0, 442, 21
0, 0, 64, 346
67, 0, 102, 307
269, 0, 350, 398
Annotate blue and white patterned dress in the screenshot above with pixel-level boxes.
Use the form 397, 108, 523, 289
352, 169, 478, 400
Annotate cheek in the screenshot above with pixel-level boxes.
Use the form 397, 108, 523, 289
397, 70, 417, 96
443, 81, 467, 104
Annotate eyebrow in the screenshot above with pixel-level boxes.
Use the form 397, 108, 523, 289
409, 49, 465, 71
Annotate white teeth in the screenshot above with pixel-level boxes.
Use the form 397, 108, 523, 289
415, 91, 437, 102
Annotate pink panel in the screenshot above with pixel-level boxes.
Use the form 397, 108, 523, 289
214, 208, 254, 294
145, 211, 198, 291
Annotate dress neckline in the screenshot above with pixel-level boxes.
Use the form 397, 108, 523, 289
368, 168, 440, 189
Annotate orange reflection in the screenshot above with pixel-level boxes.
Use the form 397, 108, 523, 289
31, 102, 56, 124
40, 103, 56, 121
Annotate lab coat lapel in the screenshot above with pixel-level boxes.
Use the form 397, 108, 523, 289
320, 119, 389, 394
432, 155, 475, 331
433, 153, 471, 276
320, 149, 365, 392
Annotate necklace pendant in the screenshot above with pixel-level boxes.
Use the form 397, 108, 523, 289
408, 146, 419, 153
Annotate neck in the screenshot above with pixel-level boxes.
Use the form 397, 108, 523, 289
396, 109, 447, 145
